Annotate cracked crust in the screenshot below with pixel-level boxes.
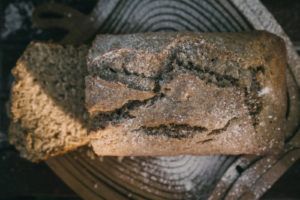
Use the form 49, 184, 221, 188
87, 31, 287, 156
85, 76, 155, 114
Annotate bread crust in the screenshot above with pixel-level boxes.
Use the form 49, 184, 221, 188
87, 31, 287, 156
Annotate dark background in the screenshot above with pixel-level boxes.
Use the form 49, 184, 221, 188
0, 0, 299, 199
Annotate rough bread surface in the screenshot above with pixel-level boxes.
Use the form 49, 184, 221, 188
9, 43, 89, 161
87, 31, 287, 156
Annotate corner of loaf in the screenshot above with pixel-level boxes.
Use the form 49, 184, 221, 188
9, 42, 90, 161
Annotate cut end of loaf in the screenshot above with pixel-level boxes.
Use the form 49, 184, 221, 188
9, 42, 89, 161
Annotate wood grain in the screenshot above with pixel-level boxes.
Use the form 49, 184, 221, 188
31, 0, 300, 199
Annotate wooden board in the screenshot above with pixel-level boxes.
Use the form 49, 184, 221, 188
28, 0, 300, 199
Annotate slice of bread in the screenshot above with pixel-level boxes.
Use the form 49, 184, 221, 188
9, 43, 89, 161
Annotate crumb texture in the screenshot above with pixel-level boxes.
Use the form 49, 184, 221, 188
9, 43, 89, 161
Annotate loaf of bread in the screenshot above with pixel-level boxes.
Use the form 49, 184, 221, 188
87, 31, 287, 156
9, 31, 287, 161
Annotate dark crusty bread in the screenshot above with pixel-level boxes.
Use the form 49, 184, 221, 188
9, 43, 89, 161
10, 31, 287, 161
87, 31, 287, 156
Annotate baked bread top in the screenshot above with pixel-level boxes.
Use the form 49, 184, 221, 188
87, 31, 287, 155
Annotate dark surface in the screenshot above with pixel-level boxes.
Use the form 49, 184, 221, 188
262, 0, 300, 42
0, 149, 79, 200
0, 0, 299, 199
